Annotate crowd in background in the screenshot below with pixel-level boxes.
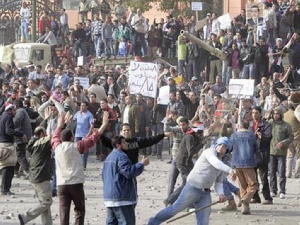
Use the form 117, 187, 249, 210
0, 0, 300, 225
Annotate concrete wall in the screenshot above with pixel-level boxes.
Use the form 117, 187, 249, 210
224, 0, 254, 18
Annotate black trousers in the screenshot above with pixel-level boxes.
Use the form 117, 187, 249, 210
16, 143, 29, 172
1, 166, 14, 193
253, 162, 273, 201
58, 183, 85, 225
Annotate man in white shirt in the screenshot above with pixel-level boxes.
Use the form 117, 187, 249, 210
20, 2, 31, 42
131, 9, 148, 56
59, 8, 69, 46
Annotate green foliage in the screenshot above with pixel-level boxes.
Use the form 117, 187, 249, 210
122, 0, 214, 17
122, 0, 153, 12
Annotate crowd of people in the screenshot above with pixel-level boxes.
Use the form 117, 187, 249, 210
0, 0, 300, 225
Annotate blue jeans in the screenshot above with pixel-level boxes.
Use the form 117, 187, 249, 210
103, 38, 113, 58
242, 63, 254, 79
223, 179, 239, 200
178, 60, 186, 77
76, 137, 88, 169
148, 183, 212, 225
21, 21, 29, 41
106, 204, 136, 225
94, 35, 102, 57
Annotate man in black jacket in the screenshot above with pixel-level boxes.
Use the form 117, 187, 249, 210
249, 107, 273, 204
254, 37, 269, 84
101, 123, 165, 164
18, 126, 53, 225
0, 104, 23, 195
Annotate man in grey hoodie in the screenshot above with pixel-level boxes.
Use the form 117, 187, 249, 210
148, 137, 235, 225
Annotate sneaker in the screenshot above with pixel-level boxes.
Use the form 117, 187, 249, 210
271, 192, 277, 197
279, 193, 285, 199
262, 199, 273, 205
18, 214, 25, 225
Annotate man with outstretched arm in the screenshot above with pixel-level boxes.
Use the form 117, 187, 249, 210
51, 112, 109, 225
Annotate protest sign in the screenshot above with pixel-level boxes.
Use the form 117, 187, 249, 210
157, 85, 170, 105
77, 56, 84, 66
246, 2, 264, 22
229, 79, 255, 98
74, 77, 90, 89
218, 14, 232, 30
128, 61, 159, 98
191, 2, 203, 11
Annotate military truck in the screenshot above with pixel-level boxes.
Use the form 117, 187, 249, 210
0, 43, 51, 69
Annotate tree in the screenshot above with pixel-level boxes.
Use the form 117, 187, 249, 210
122, 0, 153, 12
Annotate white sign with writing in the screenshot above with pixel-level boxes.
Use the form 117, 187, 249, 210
229, 79, 255, 97
157, 85, 170, 105
128, 61, 159, 98
77, 56, 84, 66
218, 13, 232, 30
74, 77, 90, 89
192, 2, 203, 11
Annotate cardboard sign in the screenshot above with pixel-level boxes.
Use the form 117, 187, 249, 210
192, 2, 203, 11
157, 85, 170, 105
74, 77, 90, 89
128, 61, 159, 98
218, 14, 232, 30
77, 56, 84, 66
229, 79, 255, 98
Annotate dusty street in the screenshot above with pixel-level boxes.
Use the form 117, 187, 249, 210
1, 150, 300, 225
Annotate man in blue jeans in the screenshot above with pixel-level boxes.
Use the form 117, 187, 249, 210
102, 136, 149, 225
148, 137, 236, 225
73, 102, 94, 169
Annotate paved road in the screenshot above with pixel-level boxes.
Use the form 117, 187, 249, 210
1, 149, 300, 225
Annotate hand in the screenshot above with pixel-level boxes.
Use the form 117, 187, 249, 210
218, 194, 227, 203
276, 142, 283, 149
64, 111, 73, 124
141, 156, 150, 166
44, 107, 52, 119
229, 169, 237, 181
255, 129, 262, 139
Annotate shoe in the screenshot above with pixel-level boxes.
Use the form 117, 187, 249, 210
241, 201, 251, 215
250, 198, 261, 204
2, 191, 15, 196
235, 190, 242, 207
261, 199, 273, 205
18, 214, 25, 225
166, 160, 172, 164
279, 193, 285, 199
271, 192, 277, 197
222, 200, 237, 211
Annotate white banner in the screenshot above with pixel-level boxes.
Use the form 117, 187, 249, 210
229, 79, 255, 97
74, 77, 90, 89
218, 14, 232, 30
191, 2, 203, 11
128, 61, 159, 98
157, 85, 170, 105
